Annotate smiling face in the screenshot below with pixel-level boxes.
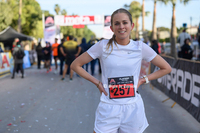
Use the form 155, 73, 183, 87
110, 12, 134, 45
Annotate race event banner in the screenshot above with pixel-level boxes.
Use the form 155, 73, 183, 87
150, 56, 200, 122
54, 15, 104, 26
102, 15, 113, 39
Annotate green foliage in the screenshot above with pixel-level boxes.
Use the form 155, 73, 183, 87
6, 0, 43, 38
61, 9, 67, 15
157, 27, 170, 31
54, 4, 60, 15
0, 2, 13, 31
43, 10, 54, 17
165, 37, 170, 42
1, 1, 96, 40
177, 27, 185, 34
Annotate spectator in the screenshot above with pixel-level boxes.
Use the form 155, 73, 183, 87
180, 38, 193, 60
57, 38, 65, 75
79, 38, 89, 71
36, 42, 44, 69
43, 42, 52, 73
60, 35, 81, 81
151, 40, 160, 54
51, 38, 59, 74
87, 37, 99, 75
11, 42, 25, 79
177, 29, 191, 47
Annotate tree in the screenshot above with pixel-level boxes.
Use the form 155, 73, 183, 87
125, 1, 149, 39
17, 0, 22, 33
61, 9, 67, 16
54, 4, 60, 15
43, 10, 54, 17
151, 0, 168, 41
169, 0, 190, 59
142, 0, 145, 31
0, 2, 13, 31
124, 1, 142, 39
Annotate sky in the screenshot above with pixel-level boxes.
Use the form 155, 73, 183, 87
37, 0, 200, 38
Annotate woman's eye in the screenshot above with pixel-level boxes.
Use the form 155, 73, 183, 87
115, 23, 119, 25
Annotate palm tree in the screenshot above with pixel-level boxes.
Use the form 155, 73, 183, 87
142, 0, 145, 32
54, 4, 60, 15
129, 1, 142, 39
61, 9, 67, 15
152, 0, 168, 41
169, 0, 190, 59
18, 0, 22, 33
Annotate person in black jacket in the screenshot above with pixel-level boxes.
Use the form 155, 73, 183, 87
36, 42, 44, 69
11, 42, 25, 79
87, 37, 99, 75
151, 40, 159, 54
57, 38, 65, 75
79, 38, 89, 71
43, 42, 52, 73
180, 38, 193, 60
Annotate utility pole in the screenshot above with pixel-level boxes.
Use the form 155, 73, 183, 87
18, 0, 22, 33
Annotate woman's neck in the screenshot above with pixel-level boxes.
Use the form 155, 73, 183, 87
115, 38, 130, 46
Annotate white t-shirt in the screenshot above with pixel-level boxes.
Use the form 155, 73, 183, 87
87, 39, 157, 104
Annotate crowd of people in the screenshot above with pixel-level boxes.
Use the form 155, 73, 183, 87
34, 36, 101, 81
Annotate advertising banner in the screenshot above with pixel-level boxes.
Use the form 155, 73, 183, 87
44, 16, 60, 44
102, 15, 113, 39
0, 52, 11, 78
151, 56, 200, 122
54, 15, 104, 26
44, 26, 57, 45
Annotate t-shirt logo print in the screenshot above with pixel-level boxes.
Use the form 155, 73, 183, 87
109, 79, 115, 85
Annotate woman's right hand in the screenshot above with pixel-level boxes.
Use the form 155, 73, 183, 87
97, 82, 108, 96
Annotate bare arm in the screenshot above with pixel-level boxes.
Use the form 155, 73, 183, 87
71, 52, 108, 96
75, 46, 81, 57
137, 55, 172, 88
60, 47, 66, 57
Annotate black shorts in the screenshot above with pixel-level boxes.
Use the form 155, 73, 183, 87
54, 56, 59, 60
44, 56, 51, 61
65, 55, 75, 65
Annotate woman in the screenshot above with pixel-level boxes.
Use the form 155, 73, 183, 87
71, 8, 171, 133
180, 38, 193, 60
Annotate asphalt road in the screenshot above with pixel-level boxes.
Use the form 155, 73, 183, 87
0, 65, 199, 133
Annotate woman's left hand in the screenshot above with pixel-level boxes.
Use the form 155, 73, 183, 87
137, 78, 145, 90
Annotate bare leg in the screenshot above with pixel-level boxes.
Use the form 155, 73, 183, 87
70, 69, 74, 79
47, 60, 50, 71
62, 64, 68, 79
55, 58, 58, 70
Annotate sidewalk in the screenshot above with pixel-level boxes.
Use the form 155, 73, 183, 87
0, 65, 199, 133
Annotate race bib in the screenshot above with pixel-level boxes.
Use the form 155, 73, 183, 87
108, 76, 135, 99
